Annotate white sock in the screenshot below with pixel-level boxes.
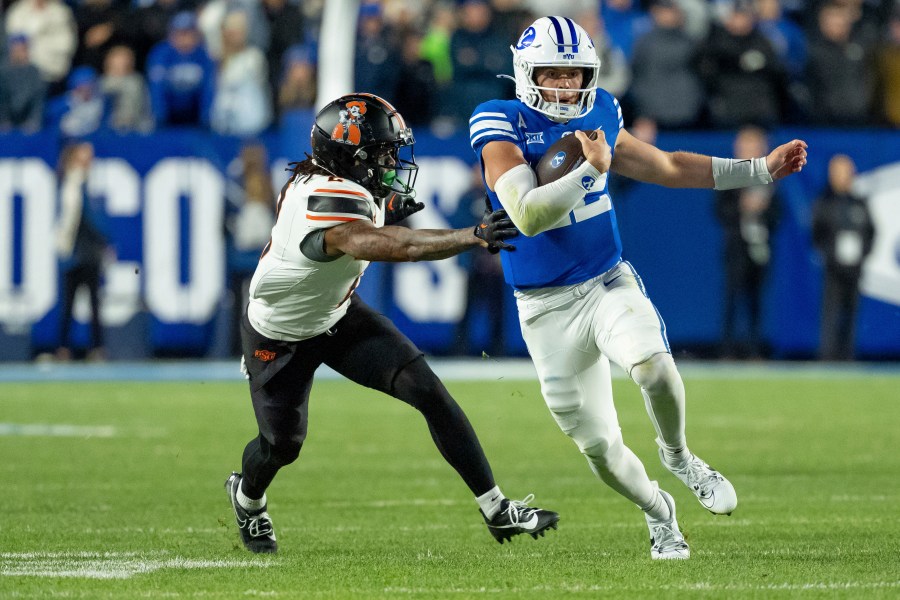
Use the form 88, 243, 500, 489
661, 443, 690, 468
237, 482, 266, 512
476, 486, 505, 519
642, 486, 671, 521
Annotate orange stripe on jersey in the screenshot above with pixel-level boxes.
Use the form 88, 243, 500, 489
306, 214, 362, 222
312, 188, 368, 197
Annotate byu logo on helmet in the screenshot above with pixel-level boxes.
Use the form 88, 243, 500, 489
551, 151, 567, 168
516, 26, 536, 49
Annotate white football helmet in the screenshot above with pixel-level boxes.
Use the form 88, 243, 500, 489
508, 16, 600, 122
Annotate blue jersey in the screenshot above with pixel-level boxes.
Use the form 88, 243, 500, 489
470, 90, 624, 290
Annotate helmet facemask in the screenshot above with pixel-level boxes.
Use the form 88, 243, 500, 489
509, 17, 601, 122
354, 134, 418, 199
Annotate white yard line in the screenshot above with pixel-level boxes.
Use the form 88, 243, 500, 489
0, 423, 117, 437
0, 551, 275, 580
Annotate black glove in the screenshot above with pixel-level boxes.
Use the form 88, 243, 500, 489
474, 207, 519, 253
383, 192, 424, 226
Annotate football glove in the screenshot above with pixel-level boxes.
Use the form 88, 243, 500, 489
474, 206, 518, 254
383, 192, 425, 226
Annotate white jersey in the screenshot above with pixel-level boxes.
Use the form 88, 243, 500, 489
247, 173, 383, 341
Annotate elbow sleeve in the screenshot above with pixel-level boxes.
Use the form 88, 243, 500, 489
494, 162, 602, 236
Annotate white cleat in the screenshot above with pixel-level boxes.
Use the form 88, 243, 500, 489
661, 450, 737, 515
646, 486, 690, 560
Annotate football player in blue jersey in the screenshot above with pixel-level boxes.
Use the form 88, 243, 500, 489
470, 16, 808, 559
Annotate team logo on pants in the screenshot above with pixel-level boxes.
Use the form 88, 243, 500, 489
331, 101, 367, 145
254, 349, 277, 362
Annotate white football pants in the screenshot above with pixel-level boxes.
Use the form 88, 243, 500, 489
516, 261, 686, 510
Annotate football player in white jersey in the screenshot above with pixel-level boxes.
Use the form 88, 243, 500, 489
225, 93, 559, 554
471, 17, 808, 559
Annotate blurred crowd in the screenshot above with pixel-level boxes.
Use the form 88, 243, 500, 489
2, 0, 900, 137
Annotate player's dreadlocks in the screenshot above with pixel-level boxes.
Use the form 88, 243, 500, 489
286, 153, 332, 183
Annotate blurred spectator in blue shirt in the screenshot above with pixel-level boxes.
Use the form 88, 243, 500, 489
631, 0, 702, 128
0, 33, 46, 132
601, 0, 651, 60
354, 2, 401, 103
756, 0, 807, 80
447, 0, 509, 125
146, 11, 216, 127
45, 65, 112, 137
100, 44, 153, 132
121, 0, 182, 72
210, 10, 272, 136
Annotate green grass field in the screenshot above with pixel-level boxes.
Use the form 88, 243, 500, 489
2, 372, 899, 598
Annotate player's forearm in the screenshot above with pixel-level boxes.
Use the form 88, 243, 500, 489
403, 228, 484, 261
655, 152, 773, 190
344, 227, 482, 262
495, 162, 600, 236
633, 152, 715, 189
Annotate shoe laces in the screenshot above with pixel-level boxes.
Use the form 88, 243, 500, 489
679, 456, 723, 498
243, 510, 274, 538
650, 520, 687, 553
503, 493, 537, 524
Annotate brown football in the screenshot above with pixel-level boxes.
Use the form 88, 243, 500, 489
535, 130, 598, 186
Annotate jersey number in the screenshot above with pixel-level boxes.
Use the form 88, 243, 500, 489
561, 173, 611, 228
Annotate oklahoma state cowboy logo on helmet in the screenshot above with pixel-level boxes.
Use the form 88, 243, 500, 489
331, 100, 367, 145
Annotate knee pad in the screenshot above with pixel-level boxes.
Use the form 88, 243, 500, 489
630, 353, 679, 394
542, 375, 584, 434
581, 432, 625, 471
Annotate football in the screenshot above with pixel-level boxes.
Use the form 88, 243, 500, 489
535, 130, 598, 186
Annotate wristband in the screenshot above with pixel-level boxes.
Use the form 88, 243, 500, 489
711, 157, 773, 190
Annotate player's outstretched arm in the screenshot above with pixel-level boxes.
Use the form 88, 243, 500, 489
323, 210, 517, 262
611, 130, 808, 189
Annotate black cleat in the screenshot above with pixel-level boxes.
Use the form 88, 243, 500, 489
225, 472, 278, 554
482, 494, 559, 544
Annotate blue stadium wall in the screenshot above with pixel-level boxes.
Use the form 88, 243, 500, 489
1, 112, 899, 361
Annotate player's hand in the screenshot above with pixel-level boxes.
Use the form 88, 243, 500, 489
766, 139, 808, 181
383, 192, 424, 226
576, 129, 612, 174
474, 207, 518, 253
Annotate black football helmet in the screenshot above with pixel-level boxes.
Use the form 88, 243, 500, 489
310, 93, 418, 198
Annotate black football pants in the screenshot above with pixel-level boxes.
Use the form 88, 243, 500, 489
238, 294, 495, 499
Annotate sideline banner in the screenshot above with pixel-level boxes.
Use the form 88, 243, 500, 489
0, 125, 898, 359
